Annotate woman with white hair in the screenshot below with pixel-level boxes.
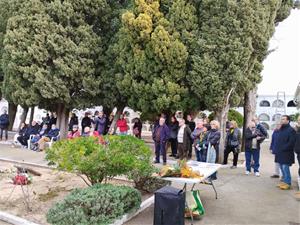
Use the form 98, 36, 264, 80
177, 118, 191, 160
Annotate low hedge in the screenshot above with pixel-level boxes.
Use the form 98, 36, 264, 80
47, 184, 141, 225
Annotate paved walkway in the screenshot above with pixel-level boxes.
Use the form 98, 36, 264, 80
125, 143, 300, 225
0, 143, 47, 166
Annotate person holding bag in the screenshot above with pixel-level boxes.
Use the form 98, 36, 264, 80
205, 120, 221, 180
223, 121, 241, 169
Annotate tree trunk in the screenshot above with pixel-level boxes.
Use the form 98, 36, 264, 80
241, 89, 257, 152
18, 107, 29, 130
216, 104, 230, 164
29, 107, 35, 124
56, 103, 70, 139
8, 103, 18, 131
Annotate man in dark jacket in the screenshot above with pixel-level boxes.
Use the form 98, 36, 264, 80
275, 115, 296, 190
177, 119, 191, 160
294, 115, 300, 199
152, 117, 170, 164
269, 124, 281, 178
37, 124, 60, 151
245, 121, 266, 176
0, 110, 9, 141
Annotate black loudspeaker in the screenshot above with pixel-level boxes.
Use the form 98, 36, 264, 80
154, 186, 185, 225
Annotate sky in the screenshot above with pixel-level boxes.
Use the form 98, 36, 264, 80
257, 9, 300, 96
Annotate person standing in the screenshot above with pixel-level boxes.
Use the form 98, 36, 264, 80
186, 115, 196, 159
275, 115, 296, 190
177, 119, 191, 160
116, 114, 128, 135
105, 114, 114, 135
223, 121, 241, 169
152, 117, 170, 165
68, 113, 79, 131
294, 115, 300, 199
133, 118, 143, 139
191, 119, 206, 162
0, 110, 9, 142
194, 126, 208, 162
168, 116, 179, 158
95, 111, 107, 135
245, 121, 266, 177
269, 124, 281, 179
205, 120, 221, 180
81, 112, 92, 133
253, 116, 268, 138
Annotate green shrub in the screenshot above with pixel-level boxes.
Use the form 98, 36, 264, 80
47, 184, 141, 225
228, 109, 244, 128
46, 136, 153, 185
209, 109, 243, 128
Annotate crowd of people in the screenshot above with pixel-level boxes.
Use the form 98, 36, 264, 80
6, 110, 143, 151
152, 113, 300, 190
1, 109, 299, 195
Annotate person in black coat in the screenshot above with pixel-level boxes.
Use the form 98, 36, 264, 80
133, 118, 143, 139
275, 115, 296, 190
17, 121, 40, 147
168, 116, 179, 157
0, 110, 9, 141
244, 121, 266, 176
223, 120, 241, 168
294, 115, 300, 199
186, 114, 196, 158
81, 112, 92, 133
68, 113, 79, 131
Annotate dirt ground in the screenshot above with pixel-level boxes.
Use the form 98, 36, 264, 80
0, 162, 145, 225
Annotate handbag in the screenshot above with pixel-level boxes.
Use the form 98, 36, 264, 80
206, 143, 216, 163
185, 190, 205, 219
133, 127, 139, 135
230, 140, 239, 148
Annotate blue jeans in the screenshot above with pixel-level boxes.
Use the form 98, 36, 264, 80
245, 149, 260, 172
279, 164, 291, 185
155, 142, 167, 163
195, 147, 207, 162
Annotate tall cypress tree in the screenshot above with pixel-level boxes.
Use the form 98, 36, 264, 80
114, 0, 191, 117
2, 0, 109, 136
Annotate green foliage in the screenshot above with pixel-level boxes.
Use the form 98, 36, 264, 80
46, 135, 153, 184
228, 109, 244, 128
290, 113, 300, 122
2, 0, 107, 109
47, 184, 141, 225
114, 0, 192, 115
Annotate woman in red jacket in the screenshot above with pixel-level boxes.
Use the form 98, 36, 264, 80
116, 114, 128, 135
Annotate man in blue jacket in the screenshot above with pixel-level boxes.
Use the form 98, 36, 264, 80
0, 110, 9, 141
275, 115, 296, 190
152, 117, 170, 165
